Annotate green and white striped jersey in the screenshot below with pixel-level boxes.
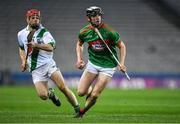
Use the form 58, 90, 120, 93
17, 25, 56, 72
78, 23, 121, 68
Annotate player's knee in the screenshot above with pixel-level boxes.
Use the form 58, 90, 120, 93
90, 92, 99, 100
39, 94, 48, 100
77, 89, 86, 97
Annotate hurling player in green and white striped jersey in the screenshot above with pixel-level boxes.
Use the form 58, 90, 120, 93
75, 6, 127, 117
17, 9, 80, 115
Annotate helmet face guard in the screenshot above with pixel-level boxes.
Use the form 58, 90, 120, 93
86, 6, 103, 18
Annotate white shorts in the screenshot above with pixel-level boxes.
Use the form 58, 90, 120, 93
31, 60, 59, 83
85, 61, 117, 77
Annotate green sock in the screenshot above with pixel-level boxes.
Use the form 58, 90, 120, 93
74, 104, 80, 113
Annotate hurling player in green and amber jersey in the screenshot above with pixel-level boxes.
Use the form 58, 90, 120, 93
75, 6, 127, 117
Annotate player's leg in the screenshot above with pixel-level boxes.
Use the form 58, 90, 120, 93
83, 73, 112, 113
74, 73, 112, 118
32, 65, 61, 107
34, 81, 49, 100
73, 71, 97, 118
77, 61, 98, 98
50, 70, 80, 113
34, 81, 61, 106
86, 85, 93, 100
77, 70, 97, 97
82, 67, 116, 114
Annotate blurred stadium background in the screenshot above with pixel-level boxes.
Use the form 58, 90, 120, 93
0, 0, 180, 88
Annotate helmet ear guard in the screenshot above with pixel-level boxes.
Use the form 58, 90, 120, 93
86, 6, 103, 18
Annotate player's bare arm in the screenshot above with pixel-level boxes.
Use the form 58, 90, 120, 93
76, 40, 85, 69
117, 40, 127, 72
19, 48, 27, 71
27, 42, 54, 52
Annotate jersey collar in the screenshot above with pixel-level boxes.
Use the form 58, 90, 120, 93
26, 24, 43, 31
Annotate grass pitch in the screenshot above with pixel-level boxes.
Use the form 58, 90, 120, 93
0, 86, 180, 123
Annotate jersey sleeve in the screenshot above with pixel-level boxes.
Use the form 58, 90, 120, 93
78, 32, 84, 42
110, 31, 121, 44
43, 32, 56, 48
17, 32, 24, 50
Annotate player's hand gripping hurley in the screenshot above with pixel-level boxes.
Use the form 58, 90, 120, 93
94, 28, 130, 80
22, 29, 36, 72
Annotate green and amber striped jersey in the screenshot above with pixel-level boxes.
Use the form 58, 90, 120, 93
78, 23, 121, 68
17, 25, 56, 72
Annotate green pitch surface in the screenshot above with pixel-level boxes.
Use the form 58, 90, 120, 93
0, 86, 180, 123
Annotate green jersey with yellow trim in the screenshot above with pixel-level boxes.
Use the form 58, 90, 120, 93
78, 23, 121, 68
17, 25, 56, 72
